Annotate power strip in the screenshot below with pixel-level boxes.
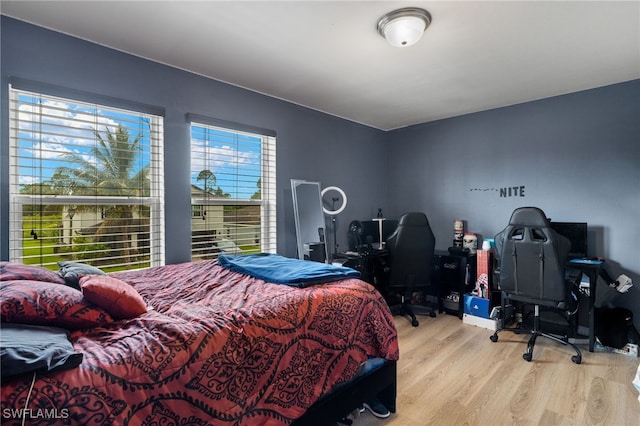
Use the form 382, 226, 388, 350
616, 274, 633, 293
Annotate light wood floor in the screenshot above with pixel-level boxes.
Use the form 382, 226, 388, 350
356, 313, 640, 426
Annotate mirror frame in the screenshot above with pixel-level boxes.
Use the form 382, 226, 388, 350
291, 179, 327, 262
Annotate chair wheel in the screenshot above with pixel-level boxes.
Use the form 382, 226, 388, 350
522, 352, 532, 362
490, 334, 499, 342
411, 319, 419, 327
429, 311, 436, 318
571, 355, 582, 364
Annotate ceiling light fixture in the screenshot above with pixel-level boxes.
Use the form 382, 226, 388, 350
377, 7, 432, 48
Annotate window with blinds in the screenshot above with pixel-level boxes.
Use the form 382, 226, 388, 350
189, 120, 276, 260
8, 86, 164, 272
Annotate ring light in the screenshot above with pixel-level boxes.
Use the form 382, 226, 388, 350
321, 186, 347, 216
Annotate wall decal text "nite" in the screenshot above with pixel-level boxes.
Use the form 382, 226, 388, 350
469, 186, 525, 197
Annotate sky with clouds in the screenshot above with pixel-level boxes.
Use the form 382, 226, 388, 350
15, 91, 263, 199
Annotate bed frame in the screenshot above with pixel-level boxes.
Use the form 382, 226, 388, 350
292, 360, 397, 425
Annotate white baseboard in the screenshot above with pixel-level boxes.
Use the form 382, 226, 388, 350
463, 313, 498, 331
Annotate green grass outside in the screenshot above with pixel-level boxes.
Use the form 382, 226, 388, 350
21, 214, 263, 272
21, 214, 147, 272
22, 214, 62, 270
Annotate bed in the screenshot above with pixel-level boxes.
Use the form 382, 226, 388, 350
0, 254, 399, 425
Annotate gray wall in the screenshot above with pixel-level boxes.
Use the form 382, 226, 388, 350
2, 17, 639, 325
384, 81, 640, 323
0, 17, 388, 263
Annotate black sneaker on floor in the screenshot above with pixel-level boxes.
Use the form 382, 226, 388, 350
362, 399, 390, 419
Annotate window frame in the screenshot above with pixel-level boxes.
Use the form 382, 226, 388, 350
8, 85, 165, 270
188, 116, 276, 260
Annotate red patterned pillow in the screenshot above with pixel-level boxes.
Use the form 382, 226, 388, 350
0, 262, 65, 285
80, 275, 147, 320
0, 280, 114, 329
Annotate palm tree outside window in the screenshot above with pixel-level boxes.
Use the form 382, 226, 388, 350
8, 86, 164, 271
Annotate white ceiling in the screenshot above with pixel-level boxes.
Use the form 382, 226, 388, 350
2, 1, 639, 130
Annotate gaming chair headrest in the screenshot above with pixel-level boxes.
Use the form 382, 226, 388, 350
397, 212, 430, 227
508, 207, 550, 227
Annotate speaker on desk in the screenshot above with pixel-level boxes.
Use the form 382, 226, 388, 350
347, 220, 363, 252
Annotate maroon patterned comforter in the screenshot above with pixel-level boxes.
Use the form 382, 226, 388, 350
1, 260, 399, 425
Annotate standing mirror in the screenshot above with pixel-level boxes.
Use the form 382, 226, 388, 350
291, 179, 327, 262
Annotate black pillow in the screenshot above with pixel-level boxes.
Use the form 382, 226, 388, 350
58, 261, 106, 290
0, 323, 83, 379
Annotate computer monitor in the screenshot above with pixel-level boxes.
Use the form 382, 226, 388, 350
359, 220, 380, 246
550, 221, 588, 258
382, 219, 398, 241
347, 219, 399, 251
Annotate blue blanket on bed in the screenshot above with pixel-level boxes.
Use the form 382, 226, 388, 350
217, 253, 360, 287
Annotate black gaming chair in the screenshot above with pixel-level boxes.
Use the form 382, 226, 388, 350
385, 212, 436, 327
490, 207, 582, 364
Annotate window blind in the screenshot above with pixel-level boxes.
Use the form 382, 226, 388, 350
8, 86, 164, 271
189, 121, 276, 260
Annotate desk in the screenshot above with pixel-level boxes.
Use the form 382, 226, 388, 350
334, 250, 389, 291
568, 259, 604, 352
